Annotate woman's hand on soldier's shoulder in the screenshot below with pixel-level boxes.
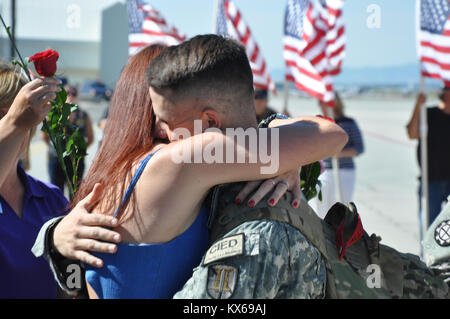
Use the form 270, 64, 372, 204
235, 167, 303, 209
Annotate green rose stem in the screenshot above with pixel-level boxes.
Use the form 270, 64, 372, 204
43, 91, 76, 199
1, 13, 83, 199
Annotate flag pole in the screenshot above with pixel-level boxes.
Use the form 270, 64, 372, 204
419, 74, 429, 258
416, 0, 428, 258
212, 0, 220, 33
282, 79, 289, 114
325, 104, 343, 203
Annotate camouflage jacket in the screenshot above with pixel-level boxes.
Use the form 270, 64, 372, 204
187, 182, 450, 299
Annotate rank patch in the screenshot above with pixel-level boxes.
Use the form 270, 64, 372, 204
203, 233, 244, 265
206, 264, 238, 299
435, 220, 450, 247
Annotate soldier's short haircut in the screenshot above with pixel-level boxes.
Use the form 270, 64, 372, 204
145, 34, 254, 106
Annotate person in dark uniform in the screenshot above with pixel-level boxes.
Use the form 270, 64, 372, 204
407, 87, 450, 226
254, 89, 277, 123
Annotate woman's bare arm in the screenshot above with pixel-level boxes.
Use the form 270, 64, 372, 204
115, 116, 347, 243
0, 77, 61, 188
163, 116, 348, 188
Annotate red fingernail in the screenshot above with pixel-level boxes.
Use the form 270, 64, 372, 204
293, 201, 299, 208
235, 198, 241, 205
248, 200, 255, 208
269, 199, 275, 206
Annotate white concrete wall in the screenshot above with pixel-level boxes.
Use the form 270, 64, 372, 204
0, 1, 128, 88
0, 37, 100, 86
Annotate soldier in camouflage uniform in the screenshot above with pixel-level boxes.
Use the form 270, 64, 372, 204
175, 220, 326, 299
175, 183, 450, 299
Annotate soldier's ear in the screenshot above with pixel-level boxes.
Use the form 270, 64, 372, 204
201, 109, 221, 130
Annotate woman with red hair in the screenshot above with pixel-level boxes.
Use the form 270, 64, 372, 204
68, 44, 209, 298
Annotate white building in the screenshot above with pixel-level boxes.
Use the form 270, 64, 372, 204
0, 0, 128, 88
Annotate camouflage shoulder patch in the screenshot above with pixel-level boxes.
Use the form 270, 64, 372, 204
206, 264, 238, 299
435, 220, 450, 247
203, 234, 244, 266
424, 201, 450, 266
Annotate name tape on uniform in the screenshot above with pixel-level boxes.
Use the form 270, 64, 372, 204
203, 234, 244, 265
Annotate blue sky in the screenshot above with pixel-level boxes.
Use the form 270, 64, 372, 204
3, 0, 419, 70
146, 0, 419, 70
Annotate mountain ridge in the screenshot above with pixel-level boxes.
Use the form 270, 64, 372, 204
270, 63, 443, 88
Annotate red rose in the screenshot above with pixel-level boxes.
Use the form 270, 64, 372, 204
29, 49, 59, 77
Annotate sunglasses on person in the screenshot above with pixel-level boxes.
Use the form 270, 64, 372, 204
254, 90, 268, 100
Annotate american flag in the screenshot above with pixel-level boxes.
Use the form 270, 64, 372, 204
283, 0, 345, 106
321, 0, 346, 76
418, 0, 450, 86
215, 0, 276, 93
127, 0, 186, 56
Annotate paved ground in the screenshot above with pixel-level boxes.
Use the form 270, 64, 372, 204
28, 94, 435, 256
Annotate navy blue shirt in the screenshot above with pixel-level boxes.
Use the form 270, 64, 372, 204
323, 116, 364, 170
0, 165, 68, 298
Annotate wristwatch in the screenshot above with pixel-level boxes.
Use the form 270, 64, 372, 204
258, 113, 290, 128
